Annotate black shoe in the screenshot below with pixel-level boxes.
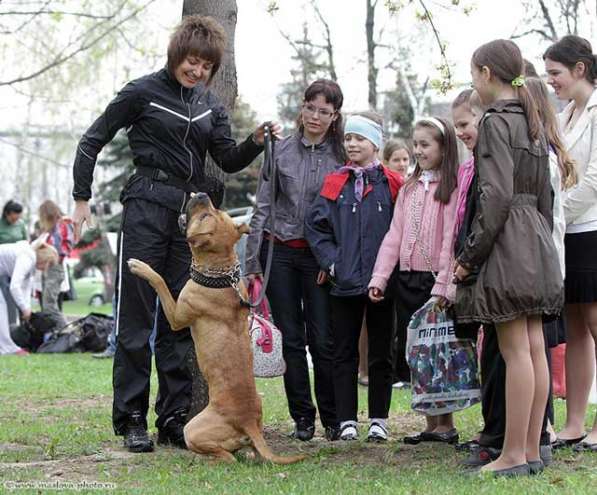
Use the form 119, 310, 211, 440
420, 428, 459, 444
528, 460, 545, 475
460, 445, 501, 467
123, 412, 154, 453
552, 435, 586, 450
403, 432, 425, 445
324, 425, 341, 441
455, 439, 479, 452
290, 418, 315, 441
157, 410, 188, 449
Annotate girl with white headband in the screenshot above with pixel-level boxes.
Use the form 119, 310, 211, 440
306, 112, 404, 442
369, 115, 460, 445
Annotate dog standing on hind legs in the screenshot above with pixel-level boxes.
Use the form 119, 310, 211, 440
127, 192, 305, 464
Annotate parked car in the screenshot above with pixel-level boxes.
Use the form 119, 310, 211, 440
74, 267, 106, 307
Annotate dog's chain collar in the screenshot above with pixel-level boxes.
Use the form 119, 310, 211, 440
189, 261, 249, 306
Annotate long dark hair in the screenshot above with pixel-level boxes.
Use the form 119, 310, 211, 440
544, 35, 597, 84
406, 116, 458, 204
472, 39, 542, 142
2, 200, 23, 221
297, 79, 346, 162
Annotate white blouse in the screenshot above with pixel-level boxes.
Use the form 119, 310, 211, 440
558, 88, 597, 233
0, 241, 36, 312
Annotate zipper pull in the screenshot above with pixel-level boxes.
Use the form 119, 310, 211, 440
377, 201, 382, 212
352, 203, 357, 213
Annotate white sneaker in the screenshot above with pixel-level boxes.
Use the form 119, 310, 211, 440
367, 421, 388, 442
340, 424, 358, 441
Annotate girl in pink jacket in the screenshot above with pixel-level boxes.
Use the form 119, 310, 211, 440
368, 116, 459, 445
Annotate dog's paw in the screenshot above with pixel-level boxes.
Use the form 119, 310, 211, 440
127, 258, 153, 279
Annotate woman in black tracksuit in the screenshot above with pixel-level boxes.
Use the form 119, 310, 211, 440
71, 15, 278, 453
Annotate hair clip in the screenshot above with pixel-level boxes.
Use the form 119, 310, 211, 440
511, 75, 525, 87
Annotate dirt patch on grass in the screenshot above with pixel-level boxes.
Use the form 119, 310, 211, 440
0, 447, 137, 483
261, 418, 459, 469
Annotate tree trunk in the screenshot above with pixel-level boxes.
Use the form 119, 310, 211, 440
182, 0, 238, 109
365, 0, 378, 110
180, 0, 239, 418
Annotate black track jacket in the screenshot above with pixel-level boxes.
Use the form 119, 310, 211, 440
72, 68, 262, 212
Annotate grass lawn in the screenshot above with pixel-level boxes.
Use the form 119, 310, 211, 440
0, 354, 595, 494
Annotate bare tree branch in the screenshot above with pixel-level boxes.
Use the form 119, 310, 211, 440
538, 0, 559, 41
0, 0, 158, 86
1, 0, 51, 35
366, 0, 378, 109
0, 10, 114, 19
0, 136, 70, 169
310, 0, 337, 81
511, 27, 553, 40
418, 0, 453, 93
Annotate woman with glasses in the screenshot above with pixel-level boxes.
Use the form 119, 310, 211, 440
245, 79, 346, 442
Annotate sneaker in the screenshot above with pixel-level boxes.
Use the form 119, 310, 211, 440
123, 412, 154, 453
358, 375, 369, 386
324, 425, 341, 441
340, 423, 358, 441
392, 381, 410, 390
367, 421, 388, 443
157, 410, 188, 449
92, 347, 115, 359
290, 417, 315, 442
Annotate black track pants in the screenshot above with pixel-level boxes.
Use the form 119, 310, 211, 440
112, 198, 193, 435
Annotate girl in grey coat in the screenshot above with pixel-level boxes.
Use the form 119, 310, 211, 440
245, 80, 346, 441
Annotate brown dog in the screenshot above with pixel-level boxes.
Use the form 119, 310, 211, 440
127, 193, 304, 464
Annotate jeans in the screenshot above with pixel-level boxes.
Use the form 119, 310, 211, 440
261, 243, 337, 427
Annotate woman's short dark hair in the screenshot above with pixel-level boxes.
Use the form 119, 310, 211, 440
2, 200, 23, 220
167, 15, 227, 84
544, 35, 597, 83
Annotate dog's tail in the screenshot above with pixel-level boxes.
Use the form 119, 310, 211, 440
245, 424, 306, 465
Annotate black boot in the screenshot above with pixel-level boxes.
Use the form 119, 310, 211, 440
123, 411, 154, 453
157, 409, 188, 449
290, 417, 315, 441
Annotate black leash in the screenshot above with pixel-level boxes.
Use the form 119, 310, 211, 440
247, 125, 277, 309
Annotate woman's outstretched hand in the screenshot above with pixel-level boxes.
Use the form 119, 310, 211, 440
72, 200, 93, 243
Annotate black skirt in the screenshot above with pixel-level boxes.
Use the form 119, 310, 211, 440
564, 230, 597, 304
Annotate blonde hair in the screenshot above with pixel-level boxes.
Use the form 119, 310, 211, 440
38, 200, 63, 232
34, 243, 59, 267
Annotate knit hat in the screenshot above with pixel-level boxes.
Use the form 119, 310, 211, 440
344, 115, 383, 150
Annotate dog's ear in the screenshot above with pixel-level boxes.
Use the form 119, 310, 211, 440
237, 223, 250, 235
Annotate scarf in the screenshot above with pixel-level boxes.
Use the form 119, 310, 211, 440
338, 161, 381, 202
